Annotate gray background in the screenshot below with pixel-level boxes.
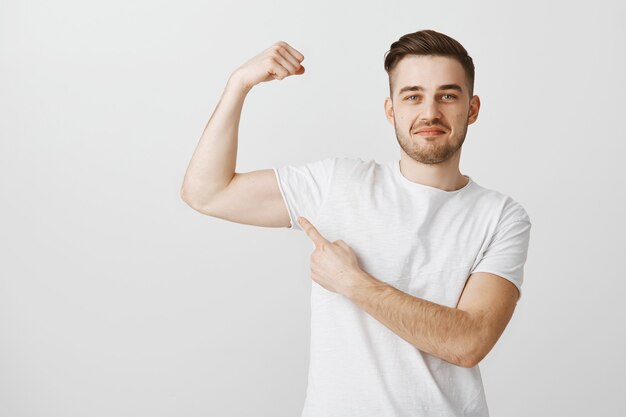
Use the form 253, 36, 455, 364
1, 0, 624, 416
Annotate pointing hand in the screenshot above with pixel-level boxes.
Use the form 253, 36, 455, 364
297, 216, 365, 295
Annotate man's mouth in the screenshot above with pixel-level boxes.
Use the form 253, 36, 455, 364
415, 129, 445, 135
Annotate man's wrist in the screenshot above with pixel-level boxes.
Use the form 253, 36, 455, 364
343, 270, 382, 301
226, 73, 252, 94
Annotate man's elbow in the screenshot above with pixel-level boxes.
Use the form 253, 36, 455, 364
417, 346, 481, 368
180, 189, 212, 214
457, 354, 481, 368
457, 343, 490, 368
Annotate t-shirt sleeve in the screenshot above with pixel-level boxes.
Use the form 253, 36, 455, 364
272, 157, 336, 231
470, 211, 532, 301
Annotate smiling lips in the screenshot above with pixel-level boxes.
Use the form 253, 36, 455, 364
415, 128, 446, 136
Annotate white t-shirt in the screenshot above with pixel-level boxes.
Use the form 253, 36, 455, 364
273, 157, 532, 417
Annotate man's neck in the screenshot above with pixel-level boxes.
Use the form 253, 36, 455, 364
398, 156, 468, 192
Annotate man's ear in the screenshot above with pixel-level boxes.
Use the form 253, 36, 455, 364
384, 97, 394, 125
467, 95, 481, 125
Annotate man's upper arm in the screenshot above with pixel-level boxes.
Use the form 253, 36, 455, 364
186, 157, 336, 229
456, 271, 520, 367
456, 211, 531, 367
191, 169, 292, 228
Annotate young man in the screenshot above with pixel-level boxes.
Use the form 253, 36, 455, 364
181, 29, 531, 417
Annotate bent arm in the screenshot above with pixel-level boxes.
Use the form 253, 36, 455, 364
345, 271, 518, 368
180, 76, 250, 207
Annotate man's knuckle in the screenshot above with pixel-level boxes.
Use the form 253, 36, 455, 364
269, 51, 281, 62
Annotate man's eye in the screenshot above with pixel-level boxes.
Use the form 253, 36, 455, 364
405, 94, 457, 101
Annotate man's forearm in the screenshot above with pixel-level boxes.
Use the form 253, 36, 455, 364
345, 271, 480, 368
180, 75, 250, 205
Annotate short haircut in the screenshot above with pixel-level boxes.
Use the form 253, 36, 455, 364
384, 29, 475, 98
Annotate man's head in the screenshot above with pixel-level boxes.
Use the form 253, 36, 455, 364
383, 29, 480, 165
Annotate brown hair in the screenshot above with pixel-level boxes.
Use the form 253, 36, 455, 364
384, 29, 475, 98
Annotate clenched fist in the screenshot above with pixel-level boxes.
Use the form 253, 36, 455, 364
229, 41, 305, 91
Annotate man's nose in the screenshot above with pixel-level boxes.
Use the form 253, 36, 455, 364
419, 98, 442, 121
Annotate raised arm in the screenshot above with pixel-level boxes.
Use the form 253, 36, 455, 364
180, 41, 305, 227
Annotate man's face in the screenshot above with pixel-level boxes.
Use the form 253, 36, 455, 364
384, 55, 480, 165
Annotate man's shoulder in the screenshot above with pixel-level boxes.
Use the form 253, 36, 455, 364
469, 181, 531, 225
332, 156, 387, 172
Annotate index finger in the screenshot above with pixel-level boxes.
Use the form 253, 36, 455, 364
279, 41, 305, 62
297, 216, 327, 246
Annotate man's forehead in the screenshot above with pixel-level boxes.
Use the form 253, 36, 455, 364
396, 83, 464, 95
391, 56, 467, 94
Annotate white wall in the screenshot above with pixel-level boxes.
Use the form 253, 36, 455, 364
1, 0, 624, 415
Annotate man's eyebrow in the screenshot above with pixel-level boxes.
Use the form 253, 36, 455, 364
397, 84, 464, 95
